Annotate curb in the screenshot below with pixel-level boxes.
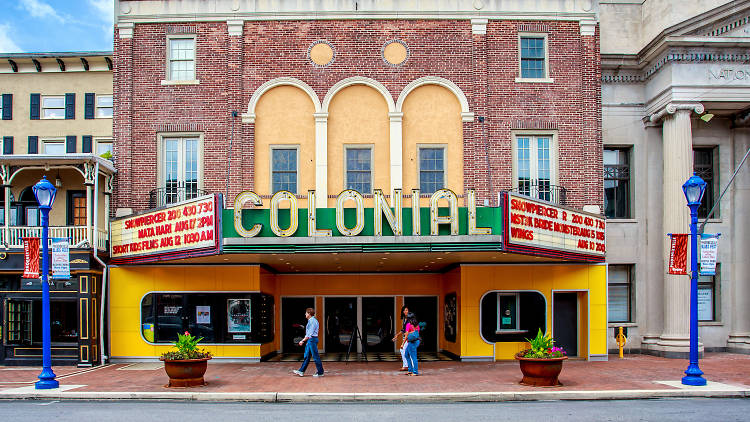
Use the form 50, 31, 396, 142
0, 389, 748, 402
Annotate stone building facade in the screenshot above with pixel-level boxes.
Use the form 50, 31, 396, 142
601, 0, 750, 356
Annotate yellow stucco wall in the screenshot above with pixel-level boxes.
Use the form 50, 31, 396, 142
109, 265, 269, 360
402, 85, 464, 200
458, 264, 607, 360
440, 267, 461, 356
254, 85, 316, 208
327, 85, 390, 206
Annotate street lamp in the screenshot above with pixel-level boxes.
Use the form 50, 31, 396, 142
33, 176, 58, 390
681, 173, 707, 386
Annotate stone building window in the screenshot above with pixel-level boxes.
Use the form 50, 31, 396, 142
516, 34, 552, 82
604, 147, 631, 219
693, 147, 719, 219
608, 265, 633, 323
698, 264, 720, 322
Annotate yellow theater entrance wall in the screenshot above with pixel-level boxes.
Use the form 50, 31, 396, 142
108, 263, 606, 362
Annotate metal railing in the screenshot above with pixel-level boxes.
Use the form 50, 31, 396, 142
149, 187, 210, 208
0, 225, 107, 251
506, 183, 568, 206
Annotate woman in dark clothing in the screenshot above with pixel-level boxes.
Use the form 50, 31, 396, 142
392, 305, 410, 371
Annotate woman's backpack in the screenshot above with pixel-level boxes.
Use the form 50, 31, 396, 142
407, 330, 420, 343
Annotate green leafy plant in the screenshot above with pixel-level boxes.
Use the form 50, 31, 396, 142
520, 328, 566, 359
161, 331, 212, 360
99, 150, 112, 160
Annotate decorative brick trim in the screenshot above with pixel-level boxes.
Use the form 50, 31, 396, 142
511, 120, 558, 130
167, 25, 197, 35
155, 123, 204, 132
518, 23, 549, 33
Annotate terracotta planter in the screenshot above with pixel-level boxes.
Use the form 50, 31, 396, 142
515, 353, 567, 386
160, 356, 211, 387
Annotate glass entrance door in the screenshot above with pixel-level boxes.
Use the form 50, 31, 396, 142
324, 297, 357, 353
362, 297, 394, 352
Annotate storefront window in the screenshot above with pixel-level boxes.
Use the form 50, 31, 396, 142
480, 291, 545, 342
5, 299, 78, 345
141, 292, 274, 344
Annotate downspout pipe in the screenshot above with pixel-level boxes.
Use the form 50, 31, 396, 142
91, 161, 109, 365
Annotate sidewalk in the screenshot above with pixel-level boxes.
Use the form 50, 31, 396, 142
1, 353, 749, 402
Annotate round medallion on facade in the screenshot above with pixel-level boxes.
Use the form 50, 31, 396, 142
308, 40, 335, 67
382, 40, 409, 66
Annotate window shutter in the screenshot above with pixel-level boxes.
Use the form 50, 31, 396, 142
84, 93, 95, 119
82, 135, 92, 153
2, 136, 12, 154
1, 94, 11, 120
30, 94, 40, 120
28, 136, 38, 154
65, 93, 75, 119
66, 135, 77, 153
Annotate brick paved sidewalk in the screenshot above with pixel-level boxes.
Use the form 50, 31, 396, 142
1, 353, 748, 395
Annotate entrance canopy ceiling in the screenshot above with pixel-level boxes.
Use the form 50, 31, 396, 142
161, 250, 561, 273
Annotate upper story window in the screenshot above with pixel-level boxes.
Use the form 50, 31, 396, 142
96, 138, 113, 158
518, 35, 550, 81
693, 147, 718, 219
604, 147, 631, 219
345, 147, 372, 194
161, 136, 201, 206
271, 147, 298, 194
513, 134, 558, 203
1, 93, 11, 120
42, 96, 65, 119
419, 147, 445, 194
96, 95, 113, 118
42, 139, 65, 155
168, 37, 196, 81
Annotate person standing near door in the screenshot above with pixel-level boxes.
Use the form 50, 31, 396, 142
392, 305, 410, 371
293, 307, 324, 377
402, 313, 421, 376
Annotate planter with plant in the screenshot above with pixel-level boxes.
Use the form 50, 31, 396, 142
159, 331, 212, 387
515, 328, 567, 386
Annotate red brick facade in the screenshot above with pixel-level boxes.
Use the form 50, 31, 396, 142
113, 19, 601, 212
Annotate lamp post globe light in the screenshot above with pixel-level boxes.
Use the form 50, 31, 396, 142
681, 173, 707, 386
33, 176, 59, 390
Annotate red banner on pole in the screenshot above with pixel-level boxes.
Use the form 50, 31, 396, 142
668, 233, 688, 275
23, 237, 40, 279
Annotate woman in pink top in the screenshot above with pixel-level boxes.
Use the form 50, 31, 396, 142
401, 313, 420, 375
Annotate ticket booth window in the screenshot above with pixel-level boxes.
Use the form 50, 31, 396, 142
497, 293, 520, 332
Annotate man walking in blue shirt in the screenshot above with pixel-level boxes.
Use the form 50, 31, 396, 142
293, 307, 324, 377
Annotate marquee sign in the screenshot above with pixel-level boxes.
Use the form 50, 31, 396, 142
501, 192, 605, 262
228, 189, 495, 238
110, 194, 222, 263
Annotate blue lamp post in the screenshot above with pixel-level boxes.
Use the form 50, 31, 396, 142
681, 173, 707, 386
33, 176, 58, 390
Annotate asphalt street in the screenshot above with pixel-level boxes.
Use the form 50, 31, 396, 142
0, 398, 749, 421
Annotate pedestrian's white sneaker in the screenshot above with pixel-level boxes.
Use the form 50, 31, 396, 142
293, 370, 304, 377
313, 373, 324, 377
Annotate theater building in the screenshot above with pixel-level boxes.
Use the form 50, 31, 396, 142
109, 0, 607, 363
601, 0, 750, 356
0, 52, 114, 366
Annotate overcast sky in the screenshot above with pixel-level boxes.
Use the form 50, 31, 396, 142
0, 0, 114, 53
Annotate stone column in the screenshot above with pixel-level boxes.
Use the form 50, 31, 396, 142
649, 103, 704, 357
728, 127, 750, 353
